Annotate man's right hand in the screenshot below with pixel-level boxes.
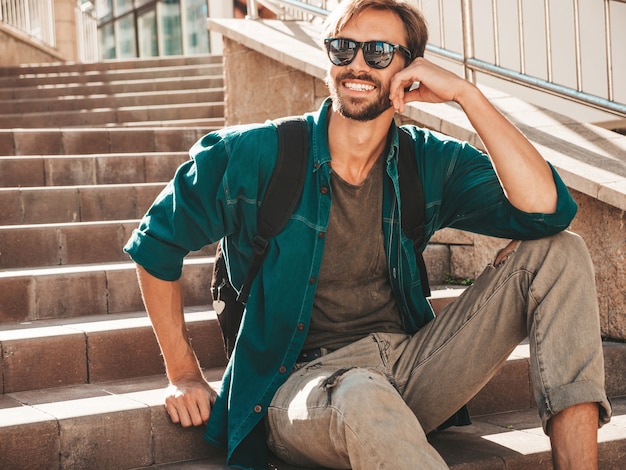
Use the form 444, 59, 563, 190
134, 265, 218, 428
164, 375, 217, 427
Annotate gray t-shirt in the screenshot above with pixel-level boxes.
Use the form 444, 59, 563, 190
304, 156, 404, 351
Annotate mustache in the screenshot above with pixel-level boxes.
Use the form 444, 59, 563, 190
336, 72, 381, 88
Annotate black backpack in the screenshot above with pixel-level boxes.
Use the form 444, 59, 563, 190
210, 118, 429, 358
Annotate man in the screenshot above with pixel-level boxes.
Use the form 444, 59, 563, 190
124, 0, 611, 468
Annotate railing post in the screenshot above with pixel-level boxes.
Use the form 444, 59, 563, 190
460, 0, 476, 83
247, 0, 259, 19
603, 0, 614, 102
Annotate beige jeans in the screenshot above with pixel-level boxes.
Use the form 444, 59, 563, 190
266, 232, 611, 469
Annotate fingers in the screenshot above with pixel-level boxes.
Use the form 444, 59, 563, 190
389, 59, 428, 111
390, 57, 465, 108
390, 85, 406, 113
164, 381, 216, 427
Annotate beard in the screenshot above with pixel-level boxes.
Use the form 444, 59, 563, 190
326, 71, 392, 121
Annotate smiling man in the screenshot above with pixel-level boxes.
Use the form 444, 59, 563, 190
125, 0, 611, 468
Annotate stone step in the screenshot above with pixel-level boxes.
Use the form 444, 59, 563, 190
0, 257, 213, 323
0, 288, 461, 392
0, 87, 224, 114
1, 352, 624, 469
0, 101, 224, 128
130, 396, 626, 469
0, 220, 214, 270
0, 220, 137, 269
0, 62, 223, 88
103, 117, 225, 129
0, 127, 209, 156
0, 182, 165, 224
0, 75, 224, 101
0, 151, 188, 187
0, 367, 227, 469
429, 399, 626, 469
0, 251, 459, 324
0, 54, 222, 77
2, 291, 624, 400
0, 308, 226, 393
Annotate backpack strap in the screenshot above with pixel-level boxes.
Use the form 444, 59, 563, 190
236, 117, 309, 303
400, 130, 471, 430
397, 127, 431, 298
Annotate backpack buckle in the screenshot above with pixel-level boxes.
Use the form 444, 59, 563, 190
252, 235, 269, 255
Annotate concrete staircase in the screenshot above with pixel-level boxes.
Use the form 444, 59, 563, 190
0, 55, 624, 469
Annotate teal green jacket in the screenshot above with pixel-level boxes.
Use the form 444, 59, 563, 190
124, 98, 577, 469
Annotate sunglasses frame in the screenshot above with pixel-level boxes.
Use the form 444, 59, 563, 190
324, 37, 412, 69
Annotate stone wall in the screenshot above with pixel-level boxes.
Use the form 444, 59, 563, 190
221, 40, 626, 341
569, 189, 626, 340
223, 37, 327, 125
0, 24, 64, 66
53, 0, 79, 61
0, 0, 79, 67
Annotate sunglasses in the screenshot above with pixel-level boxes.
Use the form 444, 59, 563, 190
324, 38, 412, 69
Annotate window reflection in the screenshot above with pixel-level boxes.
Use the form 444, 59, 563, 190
97, 0, 210, 59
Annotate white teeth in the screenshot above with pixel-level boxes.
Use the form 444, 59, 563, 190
345, 82, 375, 91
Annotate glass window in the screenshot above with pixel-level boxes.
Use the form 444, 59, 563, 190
134, 0, 154, 8
99, 22, 116, 59
115, 15, 137, 58
138, 9, 158, 56
114, 0, 133, 16
183, 0, 209, 54
96, 0, 114, 22
158, 0, 182, 56
98, 0, 212, 58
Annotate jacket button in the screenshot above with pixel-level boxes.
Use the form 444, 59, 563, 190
318, 232, 325, 239
309, 277, 316, 284
320, 186, 329, 194
253, 405, 262, 413
279, 365, 287, 374
297, 323, 305, 331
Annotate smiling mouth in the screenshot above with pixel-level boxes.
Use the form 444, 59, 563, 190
343, 81, 375, 92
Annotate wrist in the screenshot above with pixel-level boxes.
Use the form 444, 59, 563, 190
454, 81, 482, 110
164, 344, 203, 383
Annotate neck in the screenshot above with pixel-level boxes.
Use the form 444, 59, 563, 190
327, 108, 394, 185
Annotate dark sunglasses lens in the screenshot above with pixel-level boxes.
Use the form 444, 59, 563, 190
363, 41, 395, 69
328, 39, 357, 66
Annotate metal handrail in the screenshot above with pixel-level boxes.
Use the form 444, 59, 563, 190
246, 0, 626, 119
250, 0, 331, 19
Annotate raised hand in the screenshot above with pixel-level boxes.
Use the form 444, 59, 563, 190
389, 57, 474, 112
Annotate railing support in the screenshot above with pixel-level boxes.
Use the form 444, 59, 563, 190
247, 0, 259, 19
460, 0, 475, 83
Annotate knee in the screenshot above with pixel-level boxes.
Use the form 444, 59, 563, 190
550, 230, 588, 252
552, 231, 594, 271
527, 231, 592, 270
520, 232, 598, 299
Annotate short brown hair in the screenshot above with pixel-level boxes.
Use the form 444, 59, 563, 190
321, 0, 429, 60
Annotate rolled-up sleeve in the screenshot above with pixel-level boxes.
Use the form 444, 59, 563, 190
124, 124, 280, 281
417, 129, 578, 240
124, 154, 224, 280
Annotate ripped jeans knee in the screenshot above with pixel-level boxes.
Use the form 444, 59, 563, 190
320, 367, 400, 407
